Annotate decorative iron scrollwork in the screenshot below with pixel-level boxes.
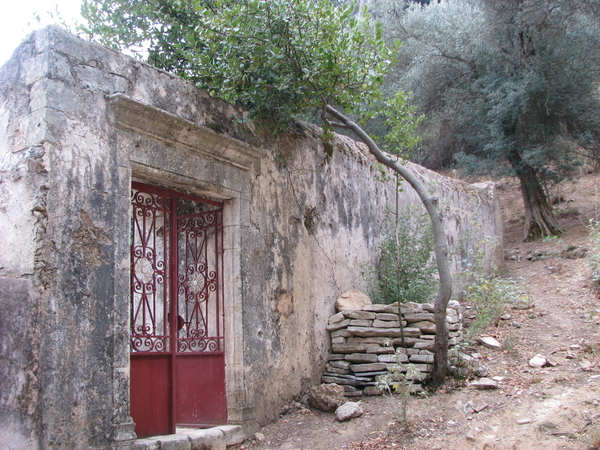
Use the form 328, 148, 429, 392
130, 183, 224, 355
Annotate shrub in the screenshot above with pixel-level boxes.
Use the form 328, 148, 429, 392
459, 235, 531, 342
368, 206, 437, 304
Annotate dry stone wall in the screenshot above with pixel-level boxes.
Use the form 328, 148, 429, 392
324, 301, 462, 395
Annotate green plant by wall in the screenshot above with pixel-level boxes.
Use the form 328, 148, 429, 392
368, 206, 437, 304
375, 349, 423, 428
462, 276, 530, 342
458, 236, 532, 343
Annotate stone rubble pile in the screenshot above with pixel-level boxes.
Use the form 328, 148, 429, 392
323, 294, 463, 396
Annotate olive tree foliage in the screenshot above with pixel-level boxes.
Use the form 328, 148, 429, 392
373, 0, 600, 241
81, 0, 452, 385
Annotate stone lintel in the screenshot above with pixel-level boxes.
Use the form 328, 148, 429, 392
108, 94, 264, 172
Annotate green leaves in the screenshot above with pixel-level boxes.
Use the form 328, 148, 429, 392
81, 0, 399, 132
368, 206, 437, 305
383, 90, 423, 157
384, 0, 600, 175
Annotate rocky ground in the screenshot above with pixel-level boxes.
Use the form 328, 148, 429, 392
232, 173, 600, 450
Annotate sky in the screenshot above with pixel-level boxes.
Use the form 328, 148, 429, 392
0, 0, 83, 67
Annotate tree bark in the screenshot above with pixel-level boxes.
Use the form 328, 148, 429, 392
507, 150, 563, 241
325, 105, 452, 387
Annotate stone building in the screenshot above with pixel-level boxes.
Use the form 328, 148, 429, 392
0, 27, 502, 449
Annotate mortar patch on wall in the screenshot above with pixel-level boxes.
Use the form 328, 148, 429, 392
277, 290, 294, 317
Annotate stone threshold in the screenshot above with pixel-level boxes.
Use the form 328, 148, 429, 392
131, 425, 246, 450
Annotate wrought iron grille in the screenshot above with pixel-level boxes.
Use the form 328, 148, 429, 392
131, 187, 172, 353
130, 183, 224, 355
176, 211, 224, 353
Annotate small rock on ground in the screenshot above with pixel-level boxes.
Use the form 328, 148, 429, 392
471, 378, 499, 389
335, 402, 364, 422
478, 336, 502, 350
309, 383, 346, 412
529, 354, 547, 368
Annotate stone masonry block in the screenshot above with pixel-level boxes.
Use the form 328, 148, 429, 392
347, 337, 390, 344
347, 326, 420, 338
332, 343, 372, 353
327, 319, 351, 331
346, 310, 377, 320
129, 439, 161, 450
448, 323, 462, 331
377, 354, 397, 363
328, 312, 345, 324
349, 363, 388, 372
409, 354, 434, 364
366, 347, 394, 354
375, 313, 399, 321
372, 319, 403, 328
414, 321, 436, 334
153, 434, 192, 450
216, 425, 245, 446
392, 337, 419, 347
330, 329, 351, 338
180, 428, 226, 450
345, 353, 378, 363
413, 341, 434, 351
404, 313, 435, 323
412, 363, 433, 373
330, 360, 351, 370
363, 304, 400, 314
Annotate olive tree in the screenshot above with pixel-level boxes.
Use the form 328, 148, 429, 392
81, 0, 452, 385
375, 0, 600, 240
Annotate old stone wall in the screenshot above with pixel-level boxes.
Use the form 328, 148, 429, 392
0, 26, 502, 449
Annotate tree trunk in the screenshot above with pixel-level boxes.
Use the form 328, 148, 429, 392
325, 105, 452, 387
507, 150, 563, 241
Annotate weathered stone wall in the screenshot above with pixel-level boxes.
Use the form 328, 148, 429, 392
0, 26, 502, 449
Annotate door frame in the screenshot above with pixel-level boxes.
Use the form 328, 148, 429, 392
109, 94, 262, 442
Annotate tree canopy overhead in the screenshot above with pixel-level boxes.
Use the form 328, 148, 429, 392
82, 0, 394, 131
375, 0, 600, 240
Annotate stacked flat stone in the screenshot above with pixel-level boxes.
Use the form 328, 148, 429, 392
323, 301, 462, 396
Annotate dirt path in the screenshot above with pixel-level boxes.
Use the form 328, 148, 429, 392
234, 174, 600, 450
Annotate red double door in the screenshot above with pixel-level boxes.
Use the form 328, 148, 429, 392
129, 183, 227, 438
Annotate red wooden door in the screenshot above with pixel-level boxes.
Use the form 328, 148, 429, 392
130, 183, 226, 438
